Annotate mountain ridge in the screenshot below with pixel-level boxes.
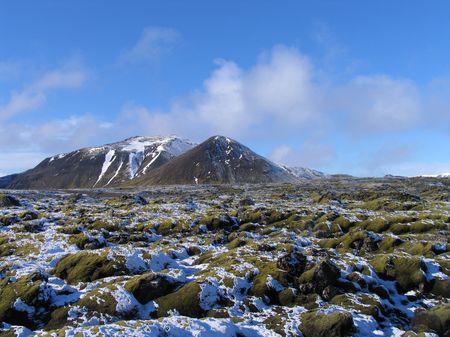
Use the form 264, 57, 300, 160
2, 135, 325, 189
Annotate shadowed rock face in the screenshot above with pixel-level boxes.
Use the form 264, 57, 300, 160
132, 135, 299, 185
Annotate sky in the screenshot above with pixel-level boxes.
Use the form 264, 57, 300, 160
1, 1, 450, 177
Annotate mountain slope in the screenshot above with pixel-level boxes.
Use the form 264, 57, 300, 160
280, 166, 327, 180
6, 136, 196, 189
130, 136, 299, 185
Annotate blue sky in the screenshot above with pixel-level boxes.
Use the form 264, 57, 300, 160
1, 1, 450, 176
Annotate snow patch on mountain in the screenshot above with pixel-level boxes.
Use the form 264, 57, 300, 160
94, 150, 116, 186
106, 161, 123, 186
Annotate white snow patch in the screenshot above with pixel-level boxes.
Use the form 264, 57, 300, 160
106, 160, 123, 186
94, 149, 115, 187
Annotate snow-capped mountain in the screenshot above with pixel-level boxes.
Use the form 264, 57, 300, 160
279, 165, 327, 180
131, 136, 300, 185
2, 135, 327, 189
6, 136, 196, 189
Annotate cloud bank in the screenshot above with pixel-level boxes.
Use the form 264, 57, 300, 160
1, 44, 449, 176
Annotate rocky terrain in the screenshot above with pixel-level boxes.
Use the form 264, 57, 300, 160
0, 176, 449, 337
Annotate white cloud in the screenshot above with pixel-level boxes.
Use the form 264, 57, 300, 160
0, 65, 88, 122
336, 75, 422, 133
269, 142, 336, 168
1, 44, 449, 175
120, 26, 180, 63
0, 151, 52, 175
361, 143, 416, 176
115, 45, 322, 141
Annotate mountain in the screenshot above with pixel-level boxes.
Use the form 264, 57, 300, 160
280, 166, 327, 180
130, 136, 299, 185
6, 136, 196, 189
2, 135, 327, 189
0, 174, 19, 189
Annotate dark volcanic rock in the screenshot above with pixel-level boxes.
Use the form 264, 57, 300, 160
277, 252, 307, 277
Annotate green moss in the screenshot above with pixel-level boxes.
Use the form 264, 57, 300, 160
52, 251, 127, 284
300, 311, 355, 337
399, 241, 435, 257
0, 272, 50, 329
264, 315, 287, 336
156, 219, 175, 235
239, 209, 262, 224
412, 304, 450, 336
44, 307, 70, 330
332, 216, 354, 232
362, 218, 389, 233
155, 282, 203, 318
430, 279, 450, 298
330, 293, 381, 317
278, 288, 297, 306
87, 220, 120, 232
124, 272, 179, 304
76, 285, 133, 318
370, 255, 425, 292
390, 223, 410, 235
227, 238, 247, 249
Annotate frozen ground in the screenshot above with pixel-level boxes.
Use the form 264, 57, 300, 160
0, 177, 449, 336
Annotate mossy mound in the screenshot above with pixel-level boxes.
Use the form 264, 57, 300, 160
52, 251, 127, 284
0, 272, 51, 329
155, 282, 203, 318
75, 285, 137, 319
300, 311, 355, 337
0, 194, 21, 207
412, 304, 450, 336
124, 272, 181, 304
200, 214, 237, 231
330, 293, 382, 318
297, 259, 341, 300
370, 255, 426, 292
68, 233, 106, 250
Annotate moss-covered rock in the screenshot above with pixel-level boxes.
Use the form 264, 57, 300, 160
411, 304, 450, 336
300, 311, 355, 337
0, 272, 52, 329
52, 251, 127, 284
124, 272, 180, 304
370, 255, 426, 292
155, 282, 203, 318
330, 293, 382, 318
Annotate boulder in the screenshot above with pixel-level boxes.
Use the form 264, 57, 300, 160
124, 272, 180, 304
412, 304, 450, 337
300, 311, 355, 337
